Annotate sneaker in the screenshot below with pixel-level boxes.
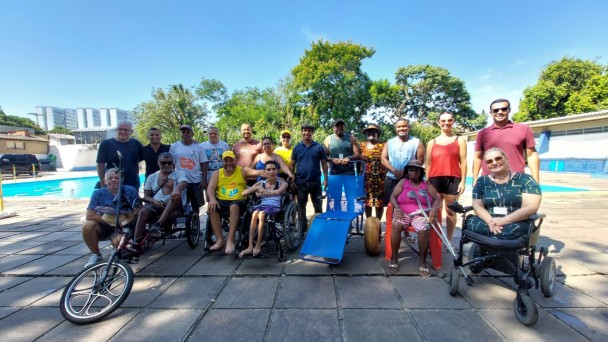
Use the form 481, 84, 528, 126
84, 254, 103, 268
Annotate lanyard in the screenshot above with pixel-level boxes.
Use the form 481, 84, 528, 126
492, 172, 510, 207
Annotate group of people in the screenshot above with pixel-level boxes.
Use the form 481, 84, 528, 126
82, 98, 543, 277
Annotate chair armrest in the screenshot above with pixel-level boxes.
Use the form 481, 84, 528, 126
529, 213, 546, 220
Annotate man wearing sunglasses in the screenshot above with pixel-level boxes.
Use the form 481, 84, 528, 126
473, 99, 539, 186
134, 152, 187, 241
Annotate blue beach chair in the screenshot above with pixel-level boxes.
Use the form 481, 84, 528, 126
300, 161, 365, 264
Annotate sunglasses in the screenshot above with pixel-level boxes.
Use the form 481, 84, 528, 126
160, 161, 174, 166
281, 136, 291, 139
485, 156, 504, 164
491, 106, 510, 114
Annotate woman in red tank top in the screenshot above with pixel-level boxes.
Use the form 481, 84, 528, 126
425, 112, 467, 248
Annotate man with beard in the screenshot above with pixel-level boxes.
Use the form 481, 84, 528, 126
323, 118, 360, 212
472, 98, 539, 185
207, 151, 264, 255
143, 127, 170, 179
381, 118, 425, 205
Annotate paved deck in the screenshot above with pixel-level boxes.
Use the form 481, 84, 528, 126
0, 172, 607, 341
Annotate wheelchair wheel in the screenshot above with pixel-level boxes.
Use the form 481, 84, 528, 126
60, 259, 134, 324
539, 256, 556, 297
364, 217, 381, 256
186, 212, 200, 249
514, 294, 538, 326
449, 267, 460, 296
283, 202, 304, 251
468, 243, 483, 274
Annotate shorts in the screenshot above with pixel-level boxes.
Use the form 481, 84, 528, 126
395, 214, 429, 233
428, 176, 461, 195
384, 176, 400, 205
253, 204, 281, 215
97, 221, 117, 241
217, 199, 245, 214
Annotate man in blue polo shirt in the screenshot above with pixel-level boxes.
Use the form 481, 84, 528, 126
290, 123, 328, 218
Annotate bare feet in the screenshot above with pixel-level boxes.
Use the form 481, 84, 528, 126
210, 239, 225, 252
253, 245, 261, 257
224, 240, 235, 255
239, 247, 253, 258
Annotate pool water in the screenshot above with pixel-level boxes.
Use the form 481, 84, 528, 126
2, 174, 146, 199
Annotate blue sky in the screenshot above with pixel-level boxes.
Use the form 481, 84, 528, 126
1, 0, 607, 122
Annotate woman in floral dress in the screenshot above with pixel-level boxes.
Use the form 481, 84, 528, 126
360, 124, 387, 219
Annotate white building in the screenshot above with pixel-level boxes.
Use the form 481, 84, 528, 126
76, 108, 102, 128
35, 106, 78, 131
35, 106, 135, 131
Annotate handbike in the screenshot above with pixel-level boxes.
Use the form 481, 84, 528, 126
60, 151, 135, 324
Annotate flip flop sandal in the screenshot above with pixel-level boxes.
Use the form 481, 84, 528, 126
419, 266, 432, 277
387, 263, 399, 273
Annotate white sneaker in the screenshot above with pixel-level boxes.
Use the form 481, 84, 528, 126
84, 254, 103, 268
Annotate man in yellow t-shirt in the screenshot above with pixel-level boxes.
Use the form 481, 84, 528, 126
207, 151, 264, 255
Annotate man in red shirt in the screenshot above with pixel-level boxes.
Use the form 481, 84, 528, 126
473, 99, 540, 185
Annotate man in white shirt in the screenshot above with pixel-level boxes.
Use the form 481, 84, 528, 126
134, 152, 187, 240
169, 125, 208, 214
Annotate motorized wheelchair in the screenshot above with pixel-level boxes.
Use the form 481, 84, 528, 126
234, 188, 305, 261
447, 202, 557, 326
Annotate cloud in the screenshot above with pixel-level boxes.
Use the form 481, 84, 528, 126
301, 26, 329, 42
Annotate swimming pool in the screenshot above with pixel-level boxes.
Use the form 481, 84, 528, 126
1, 174, 146, 199
1, 174, 587, 199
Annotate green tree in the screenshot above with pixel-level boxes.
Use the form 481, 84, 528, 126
48, 125, 72, 134
291, 40, 375, 132
132, 84, 209, 143
0, 107, 45, 134
370, 65, 484, 131
516, 57, 608, 121
214, 86, 285, 144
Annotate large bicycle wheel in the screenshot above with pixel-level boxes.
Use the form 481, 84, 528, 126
60, 259, 134, 324
283, 202, 304, 251
186, 212, 200, 249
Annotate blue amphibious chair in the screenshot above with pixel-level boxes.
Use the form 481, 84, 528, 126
299, 161, 365, 265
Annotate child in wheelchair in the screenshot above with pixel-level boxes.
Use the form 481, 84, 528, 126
239, 160, 288, 258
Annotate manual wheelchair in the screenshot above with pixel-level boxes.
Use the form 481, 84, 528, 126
201, 188, 304, 259
234, 188, 305, 261
121, 197, 200, 263
447, 202, 557, 326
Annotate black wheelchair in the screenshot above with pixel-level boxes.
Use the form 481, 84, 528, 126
122, 198, 200, 263
233, 191, 305, 261
447, 202, 556, 326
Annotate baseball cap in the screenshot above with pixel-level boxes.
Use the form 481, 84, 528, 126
280, 130, 291, 137
180, 125, 193, 131
222, 151, 236, 160
332, 118, 346, 126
